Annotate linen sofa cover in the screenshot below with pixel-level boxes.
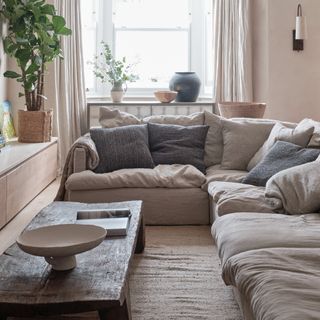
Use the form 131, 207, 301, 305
223, 247, 320, 320
66, 187, 209, 225
207, 182, 273, 217
212, 212, 320, 266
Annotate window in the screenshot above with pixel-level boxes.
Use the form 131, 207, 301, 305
81, 0, 213, 98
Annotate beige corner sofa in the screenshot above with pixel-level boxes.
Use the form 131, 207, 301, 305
64, 107, 295, 225
64, 108, 320, 225
62, 107, 320, 318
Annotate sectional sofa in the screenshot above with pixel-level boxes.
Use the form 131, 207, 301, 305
60, 107, 320, 319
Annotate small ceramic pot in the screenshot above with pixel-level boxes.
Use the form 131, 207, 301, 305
111, 82, 126, 103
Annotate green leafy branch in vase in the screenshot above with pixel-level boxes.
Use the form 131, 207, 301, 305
90, 42, 139, 89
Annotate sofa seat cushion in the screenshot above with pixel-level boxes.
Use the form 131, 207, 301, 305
223, 247, 320, 320
207, 181, 273, 217
212, 212, 320, 266
204, 165, 247, 189
66, 164, 206, 191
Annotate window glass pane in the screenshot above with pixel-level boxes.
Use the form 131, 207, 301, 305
113, 0, 190, 28
81, 0, 99, 91
115, 30, 189, 88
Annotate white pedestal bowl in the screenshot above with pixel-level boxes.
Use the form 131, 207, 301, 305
17, 224, 107, 271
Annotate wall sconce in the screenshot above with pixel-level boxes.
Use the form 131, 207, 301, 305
293, 4, 307, 51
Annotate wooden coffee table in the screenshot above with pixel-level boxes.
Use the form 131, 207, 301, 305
0, 201, 145, 320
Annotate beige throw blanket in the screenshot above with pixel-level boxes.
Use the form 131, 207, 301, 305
55, 135, 99, 201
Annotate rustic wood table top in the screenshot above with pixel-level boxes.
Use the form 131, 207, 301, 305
0, 201, 145, 320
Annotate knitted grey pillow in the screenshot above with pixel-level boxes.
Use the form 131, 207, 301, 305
148, 123, 209, 173
243, 141, 320, 187
90, 125, 155, 173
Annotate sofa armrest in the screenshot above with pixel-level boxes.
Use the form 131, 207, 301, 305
73, 147, 87, 173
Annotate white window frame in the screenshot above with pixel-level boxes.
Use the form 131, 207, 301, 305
84, 0, 212, 99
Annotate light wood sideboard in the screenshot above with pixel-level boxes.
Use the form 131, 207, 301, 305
0, 138, 58, 229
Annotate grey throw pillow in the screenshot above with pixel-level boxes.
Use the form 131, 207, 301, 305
148, 123, 209, 173
90, 125, 155, 173
243, 141, 320, 187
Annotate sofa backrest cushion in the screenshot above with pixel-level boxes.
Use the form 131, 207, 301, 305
247, 119, 315, 170
143, 112, 204, 126
220, 119, 275, 170
243, 141, 320, 187
204, 111, 224, 167
99, 107, 141, 128
148, 123, 209, 173
90, 125, 155, 173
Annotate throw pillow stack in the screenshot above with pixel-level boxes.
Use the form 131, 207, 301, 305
91, 108, 209, 174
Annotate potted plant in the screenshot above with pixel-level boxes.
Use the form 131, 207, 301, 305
0, 0, 71, 143
91, 42, 139, 103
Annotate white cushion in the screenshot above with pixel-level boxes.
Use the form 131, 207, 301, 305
99, 107, 141, 128
265, 158, 320, 214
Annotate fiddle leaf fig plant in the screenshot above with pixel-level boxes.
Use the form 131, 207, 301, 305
0, 0, 71, 111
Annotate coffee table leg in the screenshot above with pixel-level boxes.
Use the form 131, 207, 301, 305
98, 283, 132, 320
135, 215, 145, 254
98, 300, 130, 320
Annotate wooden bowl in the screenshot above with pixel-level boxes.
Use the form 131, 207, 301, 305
154, 91, 177, 103
17, 224, 107, 270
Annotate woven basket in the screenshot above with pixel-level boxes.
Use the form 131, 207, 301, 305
18, 110, 53, 143
218, 102, 266, 119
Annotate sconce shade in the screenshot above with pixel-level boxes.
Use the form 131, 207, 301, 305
296, 16, 307, 40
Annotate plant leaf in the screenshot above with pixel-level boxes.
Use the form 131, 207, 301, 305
4, 70, 21, 78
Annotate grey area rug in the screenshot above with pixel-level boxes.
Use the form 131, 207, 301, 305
11, 226, 242, 320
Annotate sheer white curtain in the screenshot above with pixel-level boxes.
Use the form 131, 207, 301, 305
53, 0, 87, 169
212, 0, 253, 102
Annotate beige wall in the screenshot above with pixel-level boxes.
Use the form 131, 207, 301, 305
253, 0, 320, 122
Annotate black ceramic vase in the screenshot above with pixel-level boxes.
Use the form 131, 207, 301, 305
169, 72, 201, 102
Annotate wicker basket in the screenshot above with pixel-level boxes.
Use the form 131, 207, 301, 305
218, 102, 266, 119
18, 110, 53, 143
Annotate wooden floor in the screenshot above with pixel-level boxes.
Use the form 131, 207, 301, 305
0, 178, 60, 255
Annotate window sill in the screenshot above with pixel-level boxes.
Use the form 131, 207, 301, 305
86, 95, 214, 103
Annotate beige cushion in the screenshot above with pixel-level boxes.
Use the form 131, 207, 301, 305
66, 164, 206, 190
222, 247, 320, 320
203, 165, 247, 190
265, 159, 320, 214
208, 181, 273, 216
99, 107, 141, 127
248, 119, 315, 170
212, 212, 320, 265
220, 120, 275, 170
143, 112, 204, 126
203, 111, 224, 167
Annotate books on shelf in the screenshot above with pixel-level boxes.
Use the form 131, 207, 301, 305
76, 208, 131, 237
